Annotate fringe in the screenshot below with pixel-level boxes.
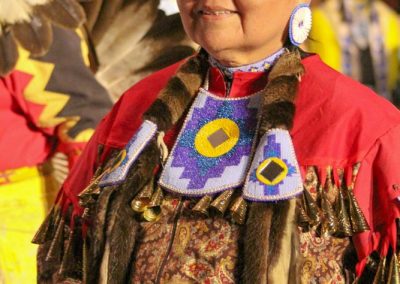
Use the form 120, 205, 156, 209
35, 205, 84, 283
37, 50, 368, 283
298, 164, 370, 238
355, 250, 400, 283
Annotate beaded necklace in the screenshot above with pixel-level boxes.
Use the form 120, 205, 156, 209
208, 48, 285, 79
208, 48, 285, 95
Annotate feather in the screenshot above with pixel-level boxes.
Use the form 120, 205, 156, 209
0, 0, 33, 24
95, 0, 158, 66
39, 0, 86, 29
95, 5, 196, 99
26, 0, 50, 5
0, 30, 18, 76
11, 11, 52, 56
80, 0, 103, 31
90, 0, 125, 45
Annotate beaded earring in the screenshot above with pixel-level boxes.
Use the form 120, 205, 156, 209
288, 3, 312, 46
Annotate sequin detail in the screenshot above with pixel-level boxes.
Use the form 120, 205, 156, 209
159, 89, 261, 196
243, 129, 303, 201
194, 118, 240, 158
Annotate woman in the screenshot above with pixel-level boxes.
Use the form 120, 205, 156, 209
35, 0, 400, 283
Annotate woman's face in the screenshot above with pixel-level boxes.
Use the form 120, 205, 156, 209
177, 0, 304, 66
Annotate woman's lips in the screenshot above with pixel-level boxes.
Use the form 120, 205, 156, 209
196, 6, 238, 18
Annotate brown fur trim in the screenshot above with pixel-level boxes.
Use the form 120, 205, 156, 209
96, 141, 160, 283
243, 202, 273, 283
288, 225, 301, 284
267, 50, 304, 81
85, 186, 114, 284
243, 200, 297, 284
144, 52, 207, 131
143, 99, 173, 132
261, 102, 295, 131
243, 50, 304, 283
260, 54, 302, 133
267, 199, 298, 284
264, 76, 299, 104
267, 201, 291, 268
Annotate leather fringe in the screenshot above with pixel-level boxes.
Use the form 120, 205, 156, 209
298, 164, 370, 238
35, 207, 84, 283
88, 140, 160, 283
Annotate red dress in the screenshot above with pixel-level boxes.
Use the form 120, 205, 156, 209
49, 54, 400, 282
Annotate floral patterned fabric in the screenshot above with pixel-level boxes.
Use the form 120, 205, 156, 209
131, 194, 243, 283
299, 231, 350, 284
130, 192, 353, 284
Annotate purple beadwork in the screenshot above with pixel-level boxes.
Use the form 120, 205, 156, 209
159, 89, 261, 196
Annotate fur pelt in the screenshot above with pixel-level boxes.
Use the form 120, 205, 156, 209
242, 49, 304, 283
87, 140, 160, 283
243, 199, 299, 284
143, 50, 208, 130
92, 50, 305, 283
37, 49, 305, 283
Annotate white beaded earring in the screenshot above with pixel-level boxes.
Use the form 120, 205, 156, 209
288, 3, 312, 46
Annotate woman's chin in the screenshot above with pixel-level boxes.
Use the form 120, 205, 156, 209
197, 36, 239, 57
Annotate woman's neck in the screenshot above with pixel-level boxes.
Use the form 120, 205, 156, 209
209, 48, 285, 79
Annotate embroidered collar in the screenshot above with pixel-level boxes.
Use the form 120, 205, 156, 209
208, 48, 285, 79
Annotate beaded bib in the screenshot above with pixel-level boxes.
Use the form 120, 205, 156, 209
98, 90, 303, 202
243, 129, 302, 201
99, 120, 157, 187
159, 88, 262, 196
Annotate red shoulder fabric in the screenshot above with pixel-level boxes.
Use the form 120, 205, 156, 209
293, 55, 400, 166
60, 60, 183, 213
352, 125, 400, 274
294, 55, 400, 275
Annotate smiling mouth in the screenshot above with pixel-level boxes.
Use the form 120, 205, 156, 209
197, 8, 238, 16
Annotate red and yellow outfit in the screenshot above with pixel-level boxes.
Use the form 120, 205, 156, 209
38, 54, 400, 282
0, 26, 112, 283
